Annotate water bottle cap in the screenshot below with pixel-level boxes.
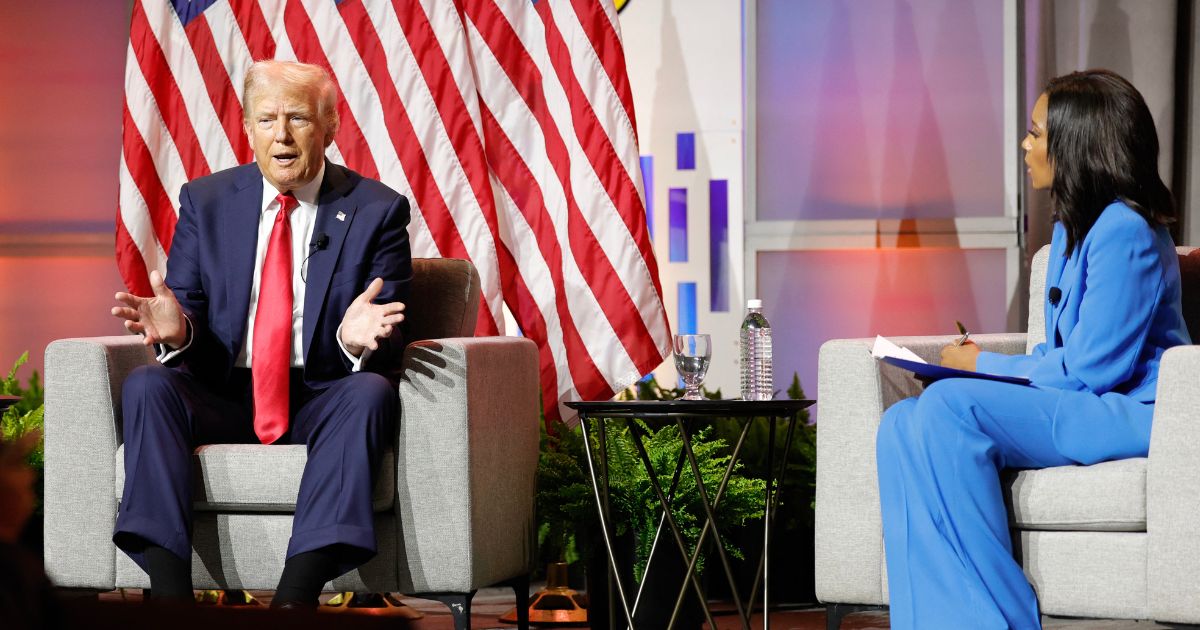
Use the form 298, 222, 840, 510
746, 299, 762, 309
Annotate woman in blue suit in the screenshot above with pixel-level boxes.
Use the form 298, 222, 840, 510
876, 69, 1191, 629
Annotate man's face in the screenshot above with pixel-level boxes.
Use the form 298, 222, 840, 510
243, 81, 333, 192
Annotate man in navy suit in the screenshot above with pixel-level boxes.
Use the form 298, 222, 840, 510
110, 60, 412, 608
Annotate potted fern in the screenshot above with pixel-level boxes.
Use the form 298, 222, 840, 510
575, 378, 766, 630
1, 352, 46, 552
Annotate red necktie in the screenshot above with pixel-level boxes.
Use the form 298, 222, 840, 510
252, 192, 298, 444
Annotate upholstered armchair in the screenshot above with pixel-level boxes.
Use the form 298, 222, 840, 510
815, 245, 1200, 629
43, 258, 539, 630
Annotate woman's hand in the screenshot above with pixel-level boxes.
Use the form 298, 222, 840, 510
940, 341, 980, 371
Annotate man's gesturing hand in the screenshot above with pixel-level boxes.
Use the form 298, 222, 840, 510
340, 277, 406, 358
111, 270, 187, 347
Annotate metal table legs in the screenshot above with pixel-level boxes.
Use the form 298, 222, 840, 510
578, 413, 800, 630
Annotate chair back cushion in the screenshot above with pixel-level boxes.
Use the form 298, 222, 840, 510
1178, 247, 1200, 341
406, 258, 481, 342
1027, 244, 1200, 351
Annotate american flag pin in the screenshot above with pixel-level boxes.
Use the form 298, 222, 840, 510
336, 211, 346, 222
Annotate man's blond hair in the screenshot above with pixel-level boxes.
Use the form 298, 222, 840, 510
242, 60, 339, 134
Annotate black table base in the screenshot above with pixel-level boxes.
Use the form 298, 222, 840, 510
566, 399, 815, 630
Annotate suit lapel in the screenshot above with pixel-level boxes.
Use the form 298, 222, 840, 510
1049, 237, 1082, 348
222, 165, 264, 352
303, 163, 358, 358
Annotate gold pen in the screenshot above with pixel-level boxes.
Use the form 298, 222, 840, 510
954, 320, 970, 347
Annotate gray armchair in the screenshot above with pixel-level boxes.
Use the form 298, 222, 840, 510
815, 245, 1200, 628
43, 258, 539, 630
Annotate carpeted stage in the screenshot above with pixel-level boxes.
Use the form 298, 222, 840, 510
63, 586, 1184, 629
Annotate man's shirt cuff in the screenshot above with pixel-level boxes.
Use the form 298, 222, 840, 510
155, 315, 194, 364
335, 323, 372, 372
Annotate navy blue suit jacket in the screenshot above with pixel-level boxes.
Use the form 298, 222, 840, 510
164, 161, 413, 390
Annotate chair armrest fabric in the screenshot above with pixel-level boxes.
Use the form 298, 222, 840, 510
815, 333, 1028, 605
393, 336, 539, 593
1147, 345, 1200, 623
43, 336, 151, 589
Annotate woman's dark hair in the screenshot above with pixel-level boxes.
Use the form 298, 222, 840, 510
1045, 69, 1175, 254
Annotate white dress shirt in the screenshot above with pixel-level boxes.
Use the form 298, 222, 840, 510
159, 164, 367, 372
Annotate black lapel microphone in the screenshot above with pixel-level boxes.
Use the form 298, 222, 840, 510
301, 232, 329, 282
1048, 287, 1062, 306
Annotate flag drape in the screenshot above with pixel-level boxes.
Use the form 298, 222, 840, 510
117, 0, 672, 421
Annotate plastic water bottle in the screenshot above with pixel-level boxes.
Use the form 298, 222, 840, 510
740, 299, 773, 400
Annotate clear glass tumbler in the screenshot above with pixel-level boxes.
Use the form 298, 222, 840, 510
673, 334, 712, 400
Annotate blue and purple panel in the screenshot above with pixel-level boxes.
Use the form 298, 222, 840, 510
676, 132, 695, 170
677, 282, 697, 336
758, 248, 1008, 417
668, 187, 688, 262
754, 0, 1004, 220
709, 179, 729, 312
641, 155, 654, 239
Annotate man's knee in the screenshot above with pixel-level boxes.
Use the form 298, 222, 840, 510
339, 372, 397, 416
122, 365, 189, 414
124, 364, 179, 396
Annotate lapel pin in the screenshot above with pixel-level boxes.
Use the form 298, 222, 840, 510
336, 211, 346, 222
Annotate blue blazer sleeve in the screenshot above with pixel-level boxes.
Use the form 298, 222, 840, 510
976, 343, 1044, 378
977, 206, 1171, 396
1025, 216, 1164, 394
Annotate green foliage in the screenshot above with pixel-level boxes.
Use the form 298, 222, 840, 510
1, 352, 45, 471
593, 419, 764, 581
535, 416, 594, 567
533, 372, 818, 585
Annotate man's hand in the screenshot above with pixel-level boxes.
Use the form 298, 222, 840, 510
940, 341, 980, 371
112, 270, 187, 347
339, 278, 406, 358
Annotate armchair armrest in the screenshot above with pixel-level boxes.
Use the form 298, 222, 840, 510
43, 336, 152, 589
1147, 345, 1200, 623
393, 335, 539, 593
814, 332, 1028, 605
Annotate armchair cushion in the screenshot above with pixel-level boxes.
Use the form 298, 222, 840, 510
113, 444, 396, 513
1005, 458, 1146, 532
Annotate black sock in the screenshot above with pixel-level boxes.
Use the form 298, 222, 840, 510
273, 547, 342, 607
144, 545, 192, 601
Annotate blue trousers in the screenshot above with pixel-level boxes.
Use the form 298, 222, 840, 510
876, 379, 1153, 630
113, 364, 396, 577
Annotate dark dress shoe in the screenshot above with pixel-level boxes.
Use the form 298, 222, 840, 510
270, 598, 318, 611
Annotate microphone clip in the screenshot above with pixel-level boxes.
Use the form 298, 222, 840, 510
1048, 286, 1062, 306
301, 232, 329, 282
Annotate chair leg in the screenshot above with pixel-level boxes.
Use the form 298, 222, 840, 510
422, 591, 476, 630
505, 574, 530, 630
826, 603, 886, 630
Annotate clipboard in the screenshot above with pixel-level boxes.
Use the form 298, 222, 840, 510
880, 356, 1032, 386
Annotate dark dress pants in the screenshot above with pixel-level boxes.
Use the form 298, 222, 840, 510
112, 363, 396, 577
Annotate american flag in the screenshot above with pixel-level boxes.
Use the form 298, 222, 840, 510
117, 0, 671, 421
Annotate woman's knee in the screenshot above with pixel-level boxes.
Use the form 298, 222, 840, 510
909, 380, 985, 438
877, 397, 917, 451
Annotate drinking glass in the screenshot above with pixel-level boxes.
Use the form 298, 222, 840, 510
673, 334, 712, 400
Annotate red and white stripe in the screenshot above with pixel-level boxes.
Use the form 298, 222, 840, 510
117, 0, 671, 421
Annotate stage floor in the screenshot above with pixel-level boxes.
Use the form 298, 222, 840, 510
89, 586, 1183, 629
